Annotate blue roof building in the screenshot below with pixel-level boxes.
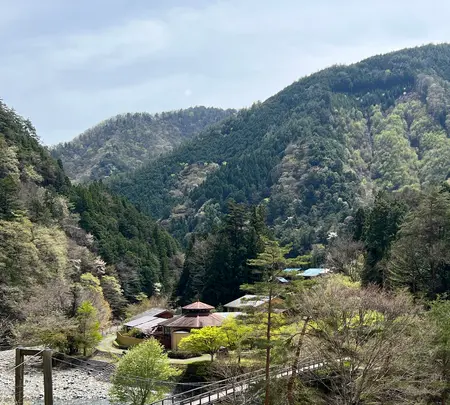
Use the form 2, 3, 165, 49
300, 268, 329, 277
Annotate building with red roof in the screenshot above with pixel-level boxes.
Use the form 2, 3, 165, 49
161, 300, 239, 350
117, 300, 241, 350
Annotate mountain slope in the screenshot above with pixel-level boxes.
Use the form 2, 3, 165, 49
0, 100, 182, 345
52, 107, 235, 182
110, 44, 450, 251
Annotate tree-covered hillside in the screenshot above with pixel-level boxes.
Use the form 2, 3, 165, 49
110, 44, 450, 252
52, 107, 235, 182
0, 100, 181, 348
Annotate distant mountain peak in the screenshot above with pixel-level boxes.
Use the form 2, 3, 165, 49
52, 106, 236, 182
108, 44, 450, 249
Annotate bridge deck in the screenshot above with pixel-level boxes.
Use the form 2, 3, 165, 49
151, 359, 324, 405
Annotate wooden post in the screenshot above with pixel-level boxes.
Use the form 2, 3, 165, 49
15, 348, 24, 405
43, 349, 53, 405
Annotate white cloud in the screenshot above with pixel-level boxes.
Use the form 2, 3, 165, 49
1, 0, 450, 144
47, 19, 170, 69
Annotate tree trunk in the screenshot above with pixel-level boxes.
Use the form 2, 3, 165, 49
210, 353, 214, 362
442, 353, 449, 405
139, 389, 149, 405
264, 286, 273, 405
287, 316, 310, 405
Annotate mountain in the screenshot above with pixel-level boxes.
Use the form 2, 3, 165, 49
52, 107, 236, 182
110, 44, 450, 252
0, 100, 182, 346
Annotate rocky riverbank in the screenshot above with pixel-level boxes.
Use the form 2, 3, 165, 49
0, 349, 112, 404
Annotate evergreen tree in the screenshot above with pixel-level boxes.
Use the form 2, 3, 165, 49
185, 201, 267, 306
245, 238, 293, 405
388, 190, 450, 297
361, 192, 406, 286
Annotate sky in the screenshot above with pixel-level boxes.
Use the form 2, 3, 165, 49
0, 0, 449, 145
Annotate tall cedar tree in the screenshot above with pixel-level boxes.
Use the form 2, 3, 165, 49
177, 201, 266, 306
69, 182, 179, 300
388, 190, 450, 297
359, 191, 406, 287
245, 238, 293, 405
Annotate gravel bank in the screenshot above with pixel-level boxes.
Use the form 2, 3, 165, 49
0, 349, 112, 404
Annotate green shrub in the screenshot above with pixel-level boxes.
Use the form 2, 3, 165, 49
124, 327, 146, 339
179, 361, 213, 384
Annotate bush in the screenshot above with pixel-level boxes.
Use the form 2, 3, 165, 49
124, 327, 147, 339
167, 350, 202, 359
178, 361, 213, 384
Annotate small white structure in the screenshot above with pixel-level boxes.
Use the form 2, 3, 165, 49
223, 295, 270, 312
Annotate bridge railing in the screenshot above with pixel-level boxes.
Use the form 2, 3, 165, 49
150, 357, 321, 405
149, 365, 274, 405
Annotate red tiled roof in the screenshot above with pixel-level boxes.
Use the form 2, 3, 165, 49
182, 301, 215, 310
164, 313, 224, 328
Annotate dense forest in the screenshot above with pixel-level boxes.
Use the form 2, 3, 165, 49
3, 42, 450, 405
109, 44, 450, 256
170, 184, 450, 404
0, 101, 181, 350
52, 107, 235, 182
4, 43, 450, 404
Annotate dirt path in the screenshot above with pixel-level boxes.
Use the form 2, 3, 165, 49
96, 334, 124, 356
95, 334, 212, 364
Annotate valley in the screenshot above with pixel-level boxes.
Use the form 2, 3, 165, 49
2, 43, 450, 404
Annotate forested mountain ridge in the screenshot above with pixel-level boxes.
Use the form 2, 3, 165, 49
0, 100, 182, 348
110, 44, 450, 252
52, 107, 235, 182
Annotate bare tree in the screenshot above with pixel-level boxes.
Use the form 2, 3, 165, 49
326, 235, 365, 282
297, 278, 430, 404
208, 359, 263, 404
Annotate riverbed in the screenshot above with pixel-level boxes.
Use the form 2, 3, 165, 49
0, 349, 112, 404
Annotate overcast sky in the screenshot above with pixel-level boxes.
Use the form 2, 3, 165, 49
0, 0, 448, 145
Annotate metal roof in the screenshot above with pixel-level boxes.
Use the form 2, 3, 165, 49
276, 277, 289, 283
164, 313, 224, 328
301, 268, 329, 277
139, 308, 172, 317
182, 301, 215, 310
160, 315, 182, 326
223, 295, 269, 309
125, 308, 172, 328
136, 317, 170, 333
283, 268, 302, 272
125, 315, 160, 328
215, 312, 243, 319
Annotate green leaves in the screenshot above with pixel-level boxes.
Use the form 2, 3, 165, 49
52, 107, 234, 182
178, 202, 267, 306
69, 182, 181, 299
178, 327, 228, 361
75, 301, 102, 356
387, 190, 450, 297
110, 338, 180, 404
360, 191, 407, 286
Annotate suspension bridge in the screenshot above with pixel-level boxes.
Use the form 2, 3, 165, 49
7, 347, 325, 405
149, 358, 325, 405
